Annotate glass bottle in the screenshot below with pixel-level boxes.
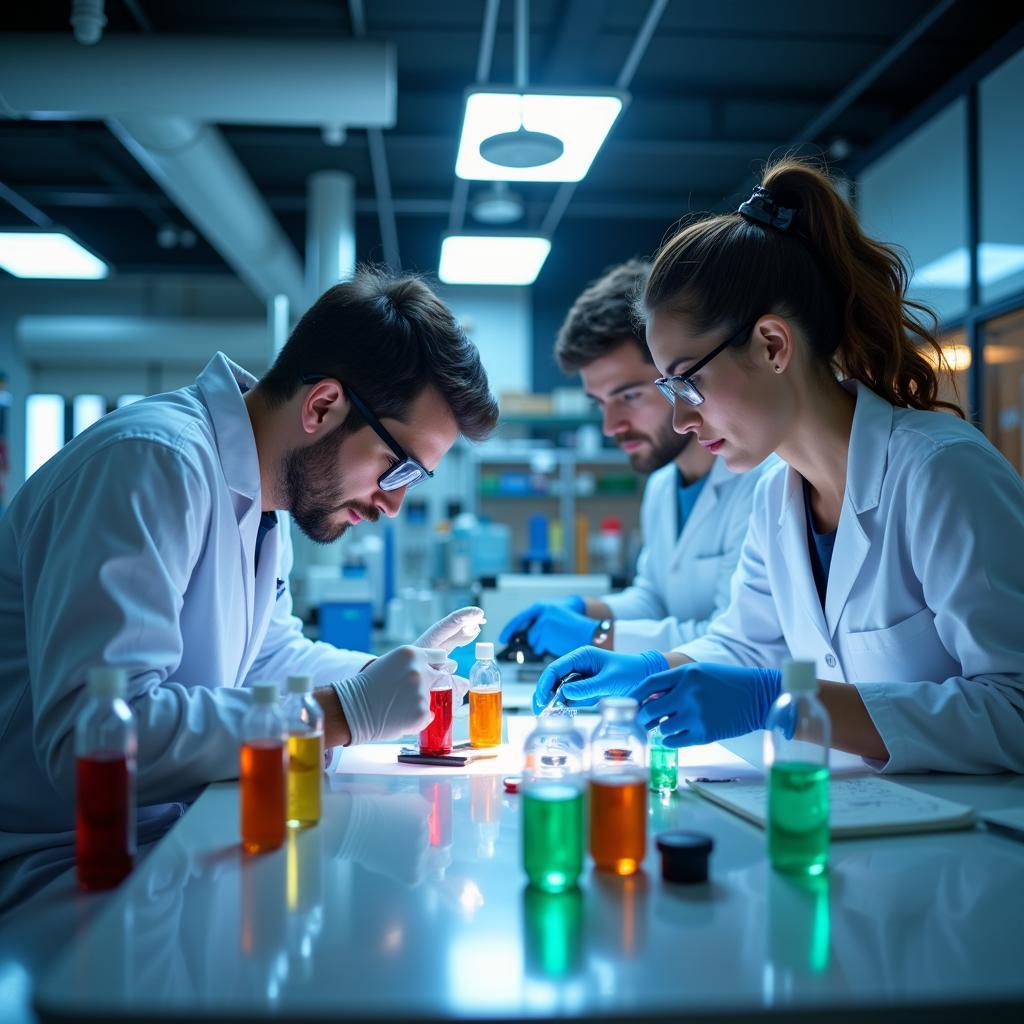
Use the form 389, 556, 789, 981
75, 667, 137, 890
522, 716, 586, 893
418, 648, 453, 755
468, 641, 502, 748
283, 674, 324, 829
589, 697, 648, 875
765, 659, 831, 876
241, 680, 287, 854
648, 723, 678, 794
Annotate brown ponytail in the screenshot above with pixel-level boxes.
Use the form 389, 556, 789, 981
643, 156, 964, 417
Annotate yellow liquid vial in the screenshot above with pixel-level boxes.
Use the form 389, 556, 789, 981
287, 732, 323, 828
469, 688, 502, 747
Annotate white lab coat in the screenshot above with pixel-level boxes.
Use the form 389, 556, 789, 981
678, 381, 1024, 774
0, 354, 370, 864
602, 456, 768, 652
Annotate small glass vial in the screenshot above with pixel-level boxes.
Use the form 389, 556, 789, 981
241, 680, 287, 854
589, 697, 648, 875
75, 667, 137, 890
765, 659, 831, 876
468, 641, 502, 748
283, 675, 324, 829
522, 716, 586, 893
418, 648, 453, 755
648, 724, 678, 794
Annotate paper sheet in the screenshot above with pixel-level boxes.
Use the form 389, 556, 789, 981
335, 713, 751, 778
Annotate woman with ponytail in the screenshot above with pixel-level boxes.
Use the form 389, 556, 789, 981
533, 157, 1024, 773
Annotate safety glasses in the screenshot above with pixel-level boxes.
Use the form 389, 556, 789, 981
301, 376, 434, 491
654, 320, 758, 407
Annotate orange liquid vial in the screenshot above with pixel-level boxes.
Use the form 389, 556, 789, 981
469, 688, 502, 747
589, 775, 647, 875
241, 740, 286, 854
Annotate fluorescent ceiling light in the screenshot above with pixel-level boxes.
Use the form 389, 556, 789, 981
439, 235, 551, 286
455, 88, 626, 183
0, 231, 109, 280
913, 244, 1024, 289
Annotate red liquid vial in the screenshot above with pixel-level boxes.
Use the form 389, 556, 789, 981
241, 740, 287, 854
75, 667, 137, 891
240, 681, 287, 854
419, 686, 453, 755
76, 754, 134, 890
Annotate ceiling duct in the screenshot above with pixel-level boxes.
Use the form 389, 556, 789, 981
0, 33, 396, 310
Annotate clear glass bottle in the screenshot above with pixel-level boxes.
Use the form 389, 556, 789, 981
241, 680, 287, 854
648, 723, 678, 794
75, 667, 137, 890
522, 716, 586, 893
765, 659, 831, 876
589, 697, 648, 875
468, 641, 502, 748
418, 648, 453, 755
283, 674, 324, 829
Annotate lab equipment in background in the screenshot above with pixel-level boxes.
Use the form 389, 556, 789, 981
240, 681, 286, 855
522, 716, 586, 893
589, 697, 647, 876
283, 675, 324, 829
497, 629, 544, 666
400, 499, 431, 588
468, 642, 502, 747
765, 659, 831, 876
590, 516, 624, 577
418, 649, 454, 756
648, 724, 678, 794
574, 514, 589, 573
522, 513, 554, 574
471, 519, 511, 578
75, 667, 136, 891
319, 598, 373, 651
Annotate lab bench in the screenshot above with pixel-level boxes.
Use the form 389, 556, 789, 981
24, 728, 1024, 1023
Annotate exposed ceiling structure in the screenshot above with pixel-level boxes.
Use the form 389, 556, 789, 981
0, 1, 1019, 296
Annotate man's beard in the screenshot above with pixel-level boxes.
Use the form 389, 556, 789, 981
281, 424, 380, 544
617, 419, 692, 473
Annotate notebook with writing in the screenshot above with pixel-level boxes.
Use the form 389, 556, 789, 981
687, 774, 976, 838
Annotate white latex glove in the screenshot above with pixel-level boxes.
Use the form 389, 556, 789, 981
331, 646, 433, 745
414, 606, 485, 654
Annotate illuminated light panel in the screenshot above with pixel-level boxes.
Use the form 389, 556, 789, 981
0, 231, 109, 279
922, 343, 972, 372
439, 235, 551, 286
455, 89, 626, 182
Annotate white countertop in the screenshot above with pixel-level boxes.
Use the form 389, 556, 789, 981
21, 722, 1024, 1023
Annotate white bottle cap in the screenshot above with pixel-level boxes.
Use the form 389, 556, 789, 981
287, 674, 313, 694
421, 648, 448, 669
251, 680, 279, 704
88, 667, 126, 698
782, 659, 817, 693
476, 642, 494, 661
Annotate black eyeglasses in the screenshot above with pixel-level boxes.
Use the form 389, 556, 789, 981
654, 320, 758, 407
301, 376, 435, 492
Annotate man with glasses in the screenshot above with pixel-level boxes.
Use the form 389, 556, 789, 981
501, 261, 770, 673
0, 268, 498, 886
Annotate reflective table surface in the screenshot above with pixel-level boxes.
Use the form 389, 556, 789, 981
31, 733, 1024, 1023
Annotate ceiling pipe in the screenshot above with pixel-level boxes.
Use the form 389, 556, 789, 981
108, 116, 306, 311
0, 33, 395, 128
70, 0, 106, 45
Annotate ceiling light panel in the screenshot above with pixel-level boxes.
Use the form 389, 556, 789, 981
455, 89, 626, 183
439, 235, 551, 286
0, 231, 109, 279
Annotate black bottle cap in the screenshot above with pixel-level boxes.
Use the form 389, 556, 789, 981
656, 831, 713, 884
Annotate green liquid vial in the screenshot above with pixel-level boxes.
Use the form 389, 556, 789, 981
649, 740, 678, 793
768, 761, 830, 876
522, 784, 584, 893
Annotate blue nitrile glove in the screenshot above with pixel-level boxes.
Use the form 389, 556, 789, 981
499, 595, 590, 657
532, 646, 669, 715
633, 663, 782, 747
